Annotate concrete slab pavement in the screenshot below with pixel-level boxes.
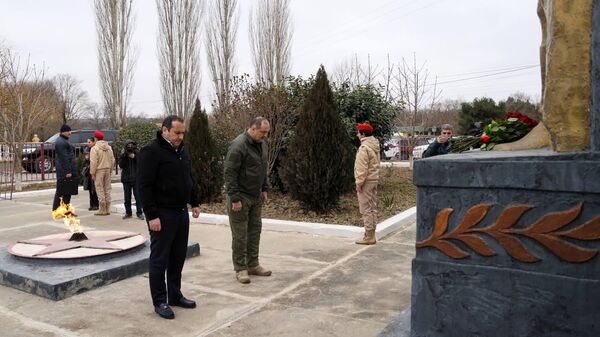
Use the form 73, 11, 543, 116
0, 185, 415, 336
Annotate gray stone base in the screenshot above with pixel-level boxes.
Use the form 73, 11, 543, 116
412, 150, 600, 336
378, 306, 411, 337
0, 241, 200, 300
411, 260, 600, 337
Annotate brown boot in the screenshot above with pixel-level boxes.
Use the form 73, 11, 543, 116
355, 229, 376, 245
97, 202, 110, 216
236, 270, 251, 284
248, 265, 272, 276
94, 202, 105, 216
105, 202, 111, 215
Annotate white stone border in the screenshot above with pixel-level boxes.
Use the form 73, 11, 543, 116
112, 203, 416, 239
10, 183, 123, 199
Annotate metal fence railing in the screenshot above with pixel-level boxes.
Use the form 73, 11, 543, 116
0, 152, 15, 200
0, 142, 119, 195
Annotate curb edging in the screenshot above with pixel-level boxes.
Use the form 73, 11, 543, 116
112, 203, 416, 239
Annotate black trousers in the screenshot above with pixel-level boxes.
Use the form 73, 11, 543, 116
149, 207, 189, 306
89, 187, 99, 209
52, 192, 71, 211
123, 181, 142, 215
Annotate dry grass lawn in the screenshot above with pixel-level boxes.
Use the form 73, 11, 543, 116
202, 167, 416, 226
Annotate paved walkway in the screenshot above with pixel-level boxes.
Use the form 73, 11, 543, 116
0, 186, 415, 337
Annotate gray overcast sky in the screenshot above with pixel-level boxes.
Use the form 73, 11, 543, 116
0, 0, 541, 117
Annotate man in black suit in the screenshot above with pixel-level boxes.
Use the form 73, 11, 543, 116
138, 115, 200, 320
52, 124, 78, 210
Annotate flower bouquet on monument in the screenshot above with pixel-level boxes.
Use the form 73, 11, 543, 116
449, 111, 539, 153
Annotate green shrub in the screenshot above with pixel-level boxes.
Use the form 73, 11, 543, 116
113, 123, 159, 154
334, 83, 398, 149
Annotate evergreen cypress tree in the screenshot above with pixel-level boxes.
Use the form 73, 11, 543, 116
281, 66, 354, 213
187, 98, 224, 203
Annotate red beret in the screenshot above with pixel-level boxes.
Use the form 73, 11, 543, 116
94, 131, 105, 140
356, 123, 374, 133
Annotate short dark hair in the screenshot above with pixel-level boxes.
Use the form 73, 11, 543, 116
440, 124, 453, 131
249, 116, 269, 128
88, 137, 95, 142
359, 130, 373, 137
162, 115, 185, 130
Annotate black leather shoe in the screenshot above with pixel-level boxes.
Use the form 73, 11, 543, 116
122, 214, 132, 219
137, 213, 145, 220
169, 296, 196, 309
154, 303, 175, 319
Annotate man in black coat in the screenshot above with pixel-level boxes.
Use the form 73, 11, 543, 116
53, 124, 78, 210
422, 124, 453, 158
118, 140, 144, 220
137, 115, 200, 320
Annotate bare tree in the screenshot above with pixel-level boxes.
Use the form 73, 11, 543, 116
53, 74, 88, 124
0, 46, 8, 143
249, 0, 293, 85
95, 0, 137, 129
83, 102, 110, 129
211, 75, 296, 187
0, 44, 6, 83
426, 99, 462, 130
205, 0, 239, 112
332, 54, 382, 88
0, 45, 7, 108
332, 53, 399, 104
393, 53, 441, 151
0, 48, 58, 190
157, 0, 204, 120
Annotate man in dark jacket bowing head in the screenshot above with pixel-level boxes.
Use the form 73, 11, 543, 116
52, 124, 78, 210
137, 115, 200, 320
224, 117, 271, 284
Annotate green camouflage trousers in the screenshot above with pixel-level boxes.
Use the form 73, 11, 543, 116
227, 194, 263, 271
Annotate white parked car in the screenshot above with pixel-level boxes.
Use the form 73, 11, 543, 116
383, 139, 400, 160
383, 139, 410, 160
412, 138, 435, 160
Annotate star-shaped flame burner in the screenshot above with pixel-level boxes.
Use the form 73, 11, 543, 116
8, 231, 147, 259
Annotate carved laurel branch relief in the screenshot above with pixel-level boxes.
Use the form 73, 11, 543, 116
416, 203, 600, 263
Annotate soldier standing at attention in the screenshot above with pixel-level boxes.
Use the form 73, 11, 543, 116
354, 123, 380, 245
224, 117, 272, 284
90, 131, 115, 216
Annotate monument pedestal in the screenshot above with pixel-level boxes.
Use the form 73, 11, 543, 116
0, 241, 200, 300
411, 150, 600, 337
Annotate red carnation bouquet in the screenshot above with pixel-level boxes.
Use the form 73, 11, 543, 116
480, 111, 538, 150
506, 111, 538, 129
450, 111, 539, 153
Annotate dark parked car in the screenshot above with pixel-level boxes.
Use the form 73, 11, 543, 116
22, 129, 118, 173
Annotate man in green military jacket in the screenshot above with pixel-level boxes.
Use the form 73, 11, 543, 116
224, 117, 272, 284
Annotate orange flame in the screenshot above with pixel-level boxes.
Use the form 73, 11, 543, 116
52, 198, 84, 233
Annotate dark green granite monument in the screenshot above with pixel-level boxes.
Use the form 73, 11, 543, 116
409, 1, 600, 336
